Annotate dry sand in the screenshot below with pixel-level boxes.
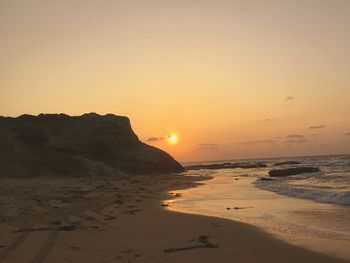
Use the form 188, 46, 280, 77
0, 174, 348, 263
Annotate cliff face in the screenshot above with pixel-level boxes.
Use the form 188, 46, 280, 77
0, 113, 183, 177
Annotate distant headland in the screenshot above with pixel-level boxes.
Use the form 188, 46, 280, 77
0, 113, 183, 177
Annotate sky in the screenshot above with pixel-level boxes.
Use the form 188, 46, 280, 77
1, 0, 350, 162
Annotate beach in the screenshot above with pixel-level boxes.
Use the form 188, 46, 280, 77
2, 1, 350, 262
0, 173, 348, 263
169, 169, 350, 261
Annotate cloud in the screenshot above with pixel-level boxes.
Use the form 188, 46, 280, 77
309, 125, 326, 129
146, 137, 163, 143
196, 143, 219, 150
286, 134, 308, 144
310, 133, 323, 139
257, 118, 275, 122
285, 96, 294, 102
287, 134, 304, 138
345, 132, 350, 136
238, 140, 274, 146
287, 138, 308, 143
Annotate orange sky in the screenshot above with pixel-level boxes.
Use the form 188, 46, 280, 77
1, 0, 350, 162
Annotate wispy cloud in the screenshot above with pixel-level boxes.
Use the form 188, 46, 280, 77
257, 118, 275, 122
310, 133, 323, 139
309, 125, 326, 129
196, 143, 219, 150
287, 134, 304, 138
146, 137, 163, 143
287, 138, 308, 143
286, 134, 308, 143
285, 96, 294, 102
237, 140, 274, 146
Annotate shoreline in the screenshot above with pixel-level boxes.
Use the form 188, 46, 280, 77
168, 171, 350, 261
0, 173, 348, 263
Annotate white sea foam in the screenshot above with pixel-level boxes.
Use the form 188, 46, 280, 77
255, 178, 350, 206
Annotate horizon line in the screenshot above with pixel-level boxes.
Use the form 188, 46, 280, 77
180, 152, 350, 165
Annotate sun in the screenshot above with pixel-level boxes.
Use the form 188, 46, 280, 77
167, 134, 179, 145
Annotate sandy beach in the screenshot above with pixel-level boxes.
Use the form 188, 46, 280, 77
0, 173, 348, 263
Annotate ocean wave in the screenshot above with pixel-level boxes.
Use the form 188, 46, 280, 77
255, 178, 350, 206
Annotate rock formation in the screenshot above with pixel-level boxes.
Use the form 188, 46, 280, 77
0, 113, 183, 177
268, 167, 320, 177
273, 161, 301, 166
186, 162, 267, 170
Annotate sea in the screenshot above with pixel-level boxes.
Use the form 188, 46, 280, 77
166, 154, 350, 260
185, 154, 350, 206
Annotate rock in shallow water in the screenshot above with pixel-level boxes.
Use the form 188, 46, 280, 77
186, 162, 267, 170
268, 167, 320, 177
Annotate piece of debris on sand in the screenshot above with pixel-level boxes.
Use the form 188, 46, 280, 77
163, 235, 218, 253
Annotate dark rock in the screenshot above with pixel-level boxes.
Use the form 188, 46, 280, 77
186, 162, 266, 170
0, 113, 183, 177
273, 161, 301, 166
268, 167, 320, 177
226, 206, 253, 210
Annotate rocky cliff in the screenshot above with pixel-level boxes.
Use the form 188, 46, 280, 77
0, 113, 183, 177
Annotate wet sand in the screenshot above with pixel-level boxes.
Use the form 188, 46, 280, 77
168, 170, 350, 261
0, 174, 348, 263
